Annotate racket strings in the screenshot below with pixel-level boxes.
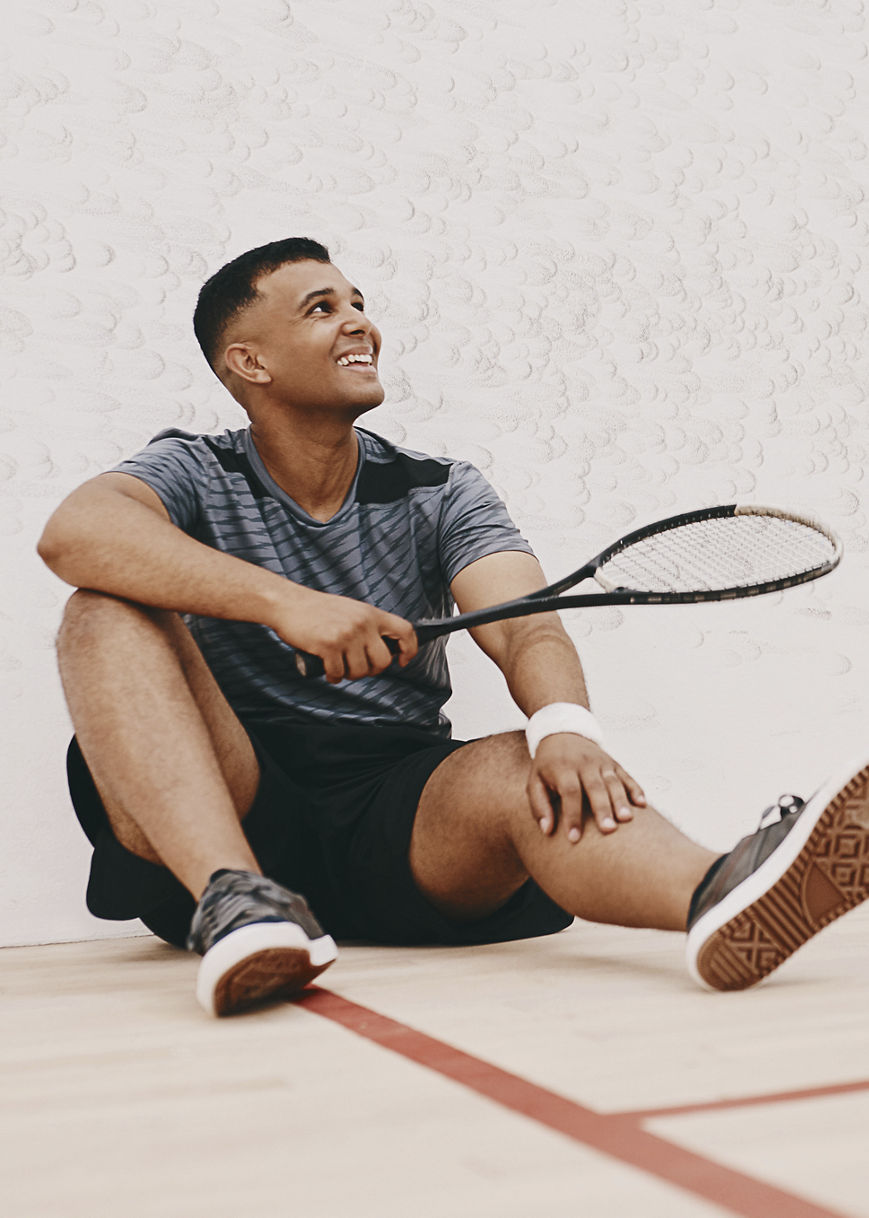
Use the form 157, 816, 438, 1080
597, 515, 837, 594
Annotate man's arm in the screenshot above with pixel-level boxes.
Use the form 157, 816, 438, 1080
450, 550, 646, 842
37, 473, 417, 684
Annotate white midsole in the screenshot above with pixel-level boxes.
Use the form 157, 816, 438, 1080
686, 752, 869, 990
196, 922, 338, 1015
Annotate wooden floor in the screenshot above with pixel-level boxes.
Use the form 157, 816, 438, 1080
3, 911, 869, 1218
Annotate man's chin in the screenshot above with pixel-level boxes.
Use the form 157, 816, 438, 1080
320, 396, 384, 426
348, 387, 386, 415
270, 386, 385, 422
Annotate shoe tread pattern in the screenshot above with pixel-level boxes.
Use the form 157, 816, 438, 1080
213, 947, 331, 1017
697, 764, 869, 990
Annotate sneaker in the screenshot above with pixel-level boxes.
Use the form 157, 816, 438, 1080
187, 869, 338, 1016
687, 756, 869, 991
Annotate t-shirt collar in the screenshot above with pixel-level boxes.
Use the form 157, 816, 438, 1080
242, 428, 365, 525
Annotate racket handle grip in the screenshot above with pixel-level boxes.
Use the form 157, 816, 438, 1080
293, 649, 327, 678
293, 636, 402, 680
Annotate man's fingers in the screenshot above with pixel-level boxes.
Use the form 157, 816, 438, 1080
381, 614, 418, 667
582, 775, 618, 836
555, 774, 585, 843
528, 772, 556, 835
366, 636, 399, 674
322, 650, 347, 684
386, 633, 415, 668
619, 766, 647, 807
281, 595, 417, 683
351, 633, 404, 679
344, 641, 377, 681
531, 741, 646, 845
330, 623, 414, 684
602, 768, 635, 823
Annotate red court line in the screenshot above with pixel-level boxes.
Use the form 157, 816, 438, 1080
300, 986, 854, 1218
622, 1077, 869, 1121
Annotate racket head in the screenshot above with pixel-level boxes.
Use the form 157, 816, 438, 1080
589, 504, 842, 600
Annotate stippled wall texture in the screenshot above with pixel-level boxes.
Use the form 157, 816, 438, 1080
3, 0, 868, 943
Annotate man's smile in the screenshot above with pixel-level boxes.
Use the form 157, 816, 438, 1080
335, 347, 377, 373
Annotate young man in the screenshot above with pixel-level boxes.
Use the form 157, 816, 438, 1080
39, 238, 869, 1016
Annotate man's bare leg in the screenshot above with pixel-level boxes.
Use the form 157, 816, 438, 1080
410, 732, 717, 929
412, 732, 869, 993
57, 589, 262, 899
58, 590, 338, 1015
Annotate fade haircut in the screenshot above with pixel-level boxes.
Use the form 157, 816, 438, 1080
193, 237, 331, 371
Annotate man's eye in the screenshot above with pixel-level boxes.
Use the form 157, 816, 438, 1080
309, 299, 366, 315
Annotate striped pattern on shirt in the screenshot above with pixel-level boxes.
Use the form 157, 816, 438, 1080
112, 425, 534, 735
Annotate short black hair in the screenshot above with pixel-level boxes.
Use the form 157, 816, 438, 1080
193, 237, 331, 371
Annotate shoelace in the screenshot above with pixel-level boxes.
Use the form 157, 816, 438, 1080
758, 793, 805, 829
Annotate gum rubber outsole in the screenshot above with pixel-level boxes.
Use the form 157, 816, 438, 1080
196, 922, 338, 1017
687, 757, 869, 991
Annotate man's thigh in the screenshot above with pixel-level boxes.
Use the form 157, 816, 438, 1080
58, 593, 261, 852
334, 726, 571, 946
68, 727, 333, 945
410, 731, 536, 920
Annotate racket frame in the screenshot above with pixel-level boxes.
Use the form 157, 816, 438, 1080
294, 504, 843, 672
412, 504, 843, 643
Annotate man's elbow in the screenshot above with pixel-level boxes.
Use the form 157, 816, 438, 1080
496, 616, 577, 665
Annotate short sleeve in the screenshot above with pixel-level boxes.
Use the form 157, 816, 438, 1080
110, 429, 208, 533
437, 462, 534, 584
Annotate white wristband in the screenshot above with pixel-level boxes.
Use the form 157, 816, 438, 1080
525, 703, 606, 758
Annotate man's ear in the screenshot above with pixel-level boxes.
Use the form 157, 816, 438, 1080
223, 343, 272, 384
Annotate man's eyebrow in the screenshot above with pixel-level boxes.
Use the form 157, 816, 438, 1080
298, 286, 365, 309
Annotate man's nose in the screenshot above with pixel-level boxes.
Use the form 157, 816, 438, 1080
341, 307, 370, 333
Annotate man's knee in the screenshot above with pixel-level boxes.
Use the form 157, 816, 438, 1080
421, 730, 533, 834
58, 590, 118, 651
411, 731, 533, 918
480, 731, 534, 802
57, 590, 171, 654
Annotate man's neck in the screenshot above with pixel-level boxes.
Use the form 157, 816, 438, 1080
249, 414, 362, 523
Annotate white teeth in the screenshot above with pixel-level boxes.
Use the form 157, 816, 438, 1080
337, 353, 373, 366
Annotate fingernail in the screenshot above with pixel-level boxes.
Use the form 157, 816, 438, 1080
618, 806, 634, 820
602, 817, 616, 830
568, 827, 581, 843
540, 820, 550, 834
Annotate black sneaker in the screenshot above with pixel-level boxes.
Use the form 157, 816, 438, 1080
187, 869, 337, 1016
687, 756, 869, 990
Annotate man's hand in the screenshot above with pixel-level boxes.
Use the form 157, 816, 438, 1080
269, 586, 418, 684
527, 734, 647, 842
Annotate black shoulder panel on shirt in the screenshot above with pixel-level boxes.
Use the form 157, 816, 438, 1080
150, 427, 199, 443
356, 451, 450, 504
201, 436, 270, 500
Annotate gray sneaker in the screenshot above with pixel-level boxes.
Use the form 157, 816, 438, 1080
187, 869, 337, 1016
687, 755, 869, 990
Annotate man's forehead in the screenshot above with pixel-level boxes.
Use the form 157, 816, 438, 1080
255, 259, 358, 303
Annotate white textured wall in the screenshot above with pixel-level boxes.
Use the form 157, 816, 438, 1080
3, 0, 869, 945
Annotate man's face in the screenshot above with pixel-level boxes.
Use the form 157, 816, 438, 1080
227, 259, 385, 415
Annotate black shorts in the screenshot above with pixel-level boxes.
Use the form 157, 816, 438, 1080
68, 719, 573, 950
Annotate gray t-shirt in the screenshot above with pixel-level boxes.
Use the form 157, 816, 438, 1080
113, 425, 534, 735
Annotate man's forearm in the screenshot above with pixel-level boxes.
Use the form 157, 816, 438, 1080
38, 481, 296, 627
39, 477, 419, 680
477, 617, 591, 718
